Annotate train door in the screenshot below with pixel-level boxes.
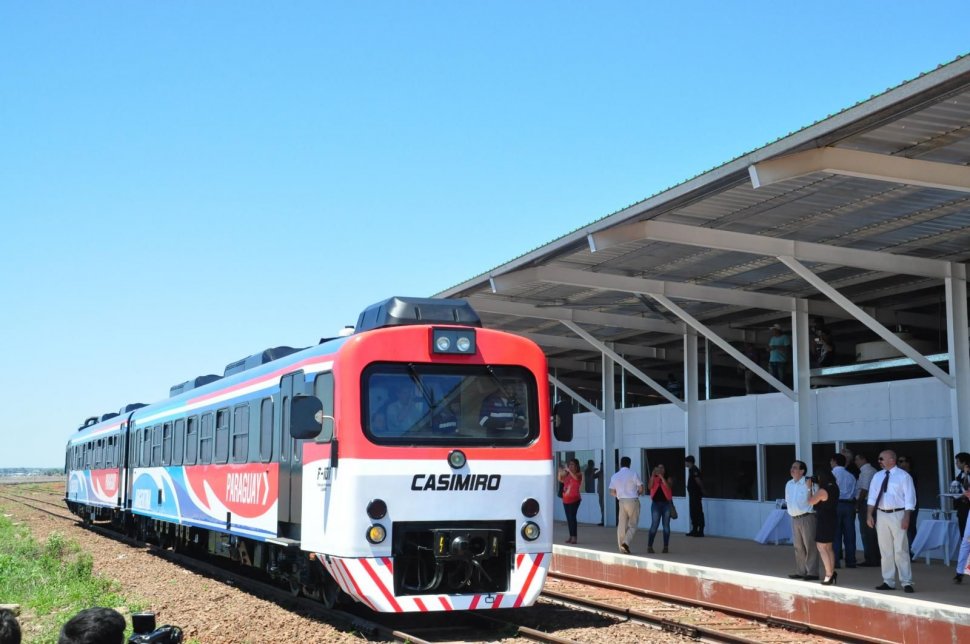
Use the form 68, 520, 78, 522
277, 371, 306, 527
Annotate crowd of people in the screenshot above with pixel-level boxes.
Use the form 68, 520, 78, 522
783, 447, 970, 593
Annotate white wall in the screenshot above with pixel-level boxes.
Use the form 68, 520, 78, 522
553, 375, 951, 540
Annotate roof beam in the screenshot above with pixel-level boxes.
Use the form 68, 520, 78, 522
517, 331, 667, 360
749, 147, 970, 194
589, 220, 952, 279
779, 255, 954, 387
549, 375, 604, 419
466, 296, 684, 335
491, 265, 850, 319
649, 293, 796, 400
561, 320, 686, 410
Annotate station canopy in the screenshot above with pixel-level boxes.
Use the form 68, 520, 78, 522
437, 54, 970, 403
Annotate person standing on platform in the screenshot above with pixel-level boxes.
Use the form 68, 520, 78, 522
647, 464, 674, 554
807, 467, 840, 585
767, 324, 790, 385
558, 459, 582, 544
831, 453, 857, 569
841, 446, 860, 479
867, 450, 917, 593
854, 452, 880, 567
954, 482, 970, 584
596, 462, 605, 525
896, 455, 919, 557
785, 460, 820, 581
953, 453, 970, 584
609, 456, 644, 554
685, 455, 705, 537
953, 453, 970, 540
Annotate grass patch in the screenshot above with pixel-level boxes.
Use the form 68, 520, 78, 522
0, 511, 138, 643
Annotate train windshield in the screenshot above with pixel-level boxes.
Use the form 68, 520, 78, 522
362, 363, 538, 445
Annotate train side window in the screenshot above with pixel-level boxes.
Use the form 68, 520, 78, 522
215, 408, 230, 464
259, 398, 273, 463
313, 373, 335, 442
151, 425, 163, 466
199, 413, 214, 464
142, 426, 152, 466
185, 416, 198, 465
94, 439, 103, 469
105, 436, 114, 468
231, 405, 250, 463
162, 422, 173, 465
173, 419, 185, 466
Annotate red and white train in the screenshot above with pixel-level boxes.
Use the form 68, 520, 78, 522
65, 297, 569, 612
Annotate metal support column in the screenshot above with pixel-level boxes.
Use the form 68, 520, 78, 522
792, 300, 814, 472
603, 353, 617, 527
684, 331, 701, 462
946, 263, 970, 454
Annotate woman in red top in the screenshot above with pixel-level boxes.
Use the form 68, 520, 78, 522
648, 464, 674, 553
559, 458, 583, 543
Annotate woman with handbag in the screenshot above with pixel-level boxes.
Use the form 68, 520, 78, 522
558, 459, 583, 544
648, 464, 675, 554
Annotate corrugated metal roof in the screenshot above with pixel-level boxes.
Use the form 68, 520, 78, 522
436, 54, 970, 399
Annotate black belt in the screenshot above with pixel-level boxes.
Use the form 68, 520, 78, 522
791, 513, 813, 518
878, 508, 905, 512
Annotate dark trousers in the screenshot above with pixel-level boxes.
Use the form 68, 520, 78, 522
857, 499, 879, 565
648, 500, 671, 547
563, 500, 580, 538
834, 501, 857, 565
689, 493, 704, 533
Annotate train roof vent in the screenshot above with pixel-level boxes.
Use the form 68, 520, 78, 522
169, 374, 223, 398
223, 346, 304, 377
100, 412, 119, 422
78, 416, 99, 431
355, 296, 481, 333
119, 403, 148, 414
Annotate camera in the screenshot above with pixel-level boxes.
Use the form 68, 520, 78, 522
128, 612, 183, 644
805, 475, 815, 483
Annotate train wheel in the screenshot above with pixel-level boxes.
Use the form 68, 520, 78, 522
320, 576, 342, 609
288, 580, 302, 597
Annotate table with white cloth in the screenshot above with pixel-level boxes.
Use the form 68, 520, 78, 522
910, 518, 960, 565
754, 509, 792, 544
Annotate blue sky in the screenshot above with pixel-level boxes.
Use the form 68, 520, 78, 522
2, 2, 969, 467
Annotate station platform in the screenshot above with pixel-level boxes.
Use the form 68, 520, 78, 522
550, 521, 969, 643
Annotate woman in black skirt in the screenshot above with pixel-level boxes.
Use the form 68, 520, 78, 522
808, 467, 840, 585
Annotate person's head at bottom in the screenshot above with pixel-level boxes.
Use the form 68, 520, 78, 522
0, 608, 21, 644
58, 608, 126, 644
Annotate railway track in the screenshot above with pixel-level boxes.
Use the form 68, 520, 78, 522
1, 486, 858, 644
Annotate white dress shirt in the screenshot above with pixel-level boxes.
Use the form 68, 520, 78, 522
785, 477, 815, 516
832, 465, 857, 501
857, 462, 877, 498
609, 467, 643, 499
866, 466, 916, 511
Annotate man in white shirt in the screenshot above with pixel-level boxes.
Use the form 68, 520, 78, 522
831, 453, 858, 568
854, 453, 880, 567
785, 460, 820, 580
866, 450, 917, 592
609, 456, 644, 554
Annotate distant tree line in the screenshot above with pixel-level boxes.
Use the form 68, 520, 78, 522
0, 467, 63, 477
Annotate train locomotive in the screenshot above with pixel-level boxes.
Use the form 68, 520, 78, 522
65, 297, 569, 612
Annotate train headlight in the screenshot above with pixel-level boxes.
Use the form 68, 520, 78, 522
367, 499, 387, 520
448, 449, 466, 469
521, 498, 540, 518
521, 522, 540, 541
431, 328, 476, 354
366, 524, 387, 544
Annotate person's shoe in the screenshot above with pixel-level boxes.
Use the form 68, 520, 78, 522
821, 572, 838, 586
620, 543, 630, 554
874, 583, 894, 590
803, 575, 819, 581
788, 573, 805, 579
685, 531, 696, 537
954, 573, 964, 585
846, 564, 857, 569
695, 531, 704, 537
597, 522, 604, 526
858, 561, 880, 567
662, 546, 669, 553
647, 546, 655, 553
903, 585, 914, 594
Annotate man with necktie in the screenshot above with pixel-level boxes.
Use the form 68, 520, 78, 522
866, 450, 916, 593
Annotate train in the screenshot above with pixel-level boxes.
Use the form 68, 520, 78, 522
64, 297, 571, 612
